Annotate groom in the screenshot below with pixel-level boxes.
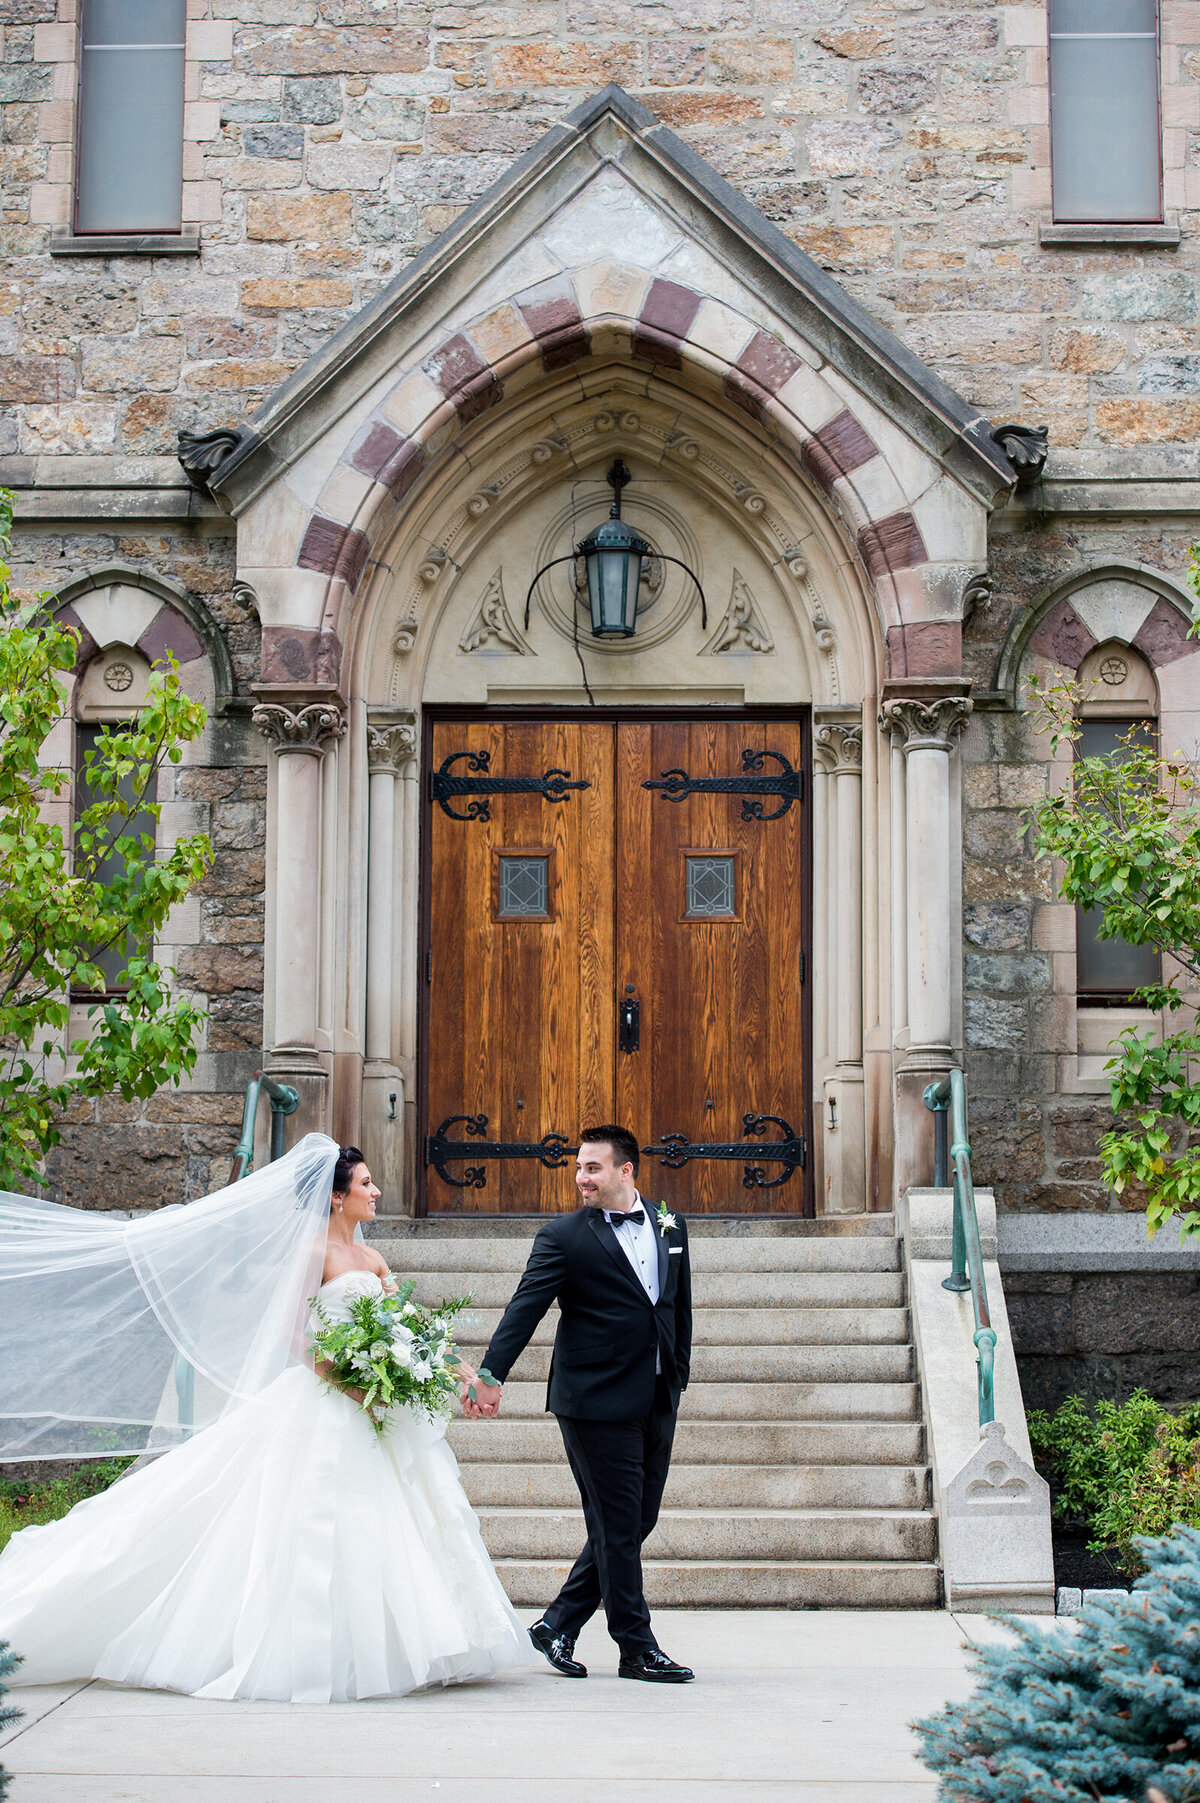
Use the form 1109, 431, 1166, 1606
464, 1124, 694, 1683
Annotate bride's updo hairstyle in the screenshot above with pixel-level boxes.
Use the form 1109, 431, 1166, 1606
331, 1145, 366, 1199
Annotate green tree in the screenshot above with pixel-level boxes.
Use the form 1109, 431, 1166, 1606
0, 491, 211, 1189
1028, 670, 1200, 1241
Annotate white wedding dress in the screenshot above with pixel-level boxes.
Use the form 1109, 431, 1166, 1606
0, 1271, 532, 1702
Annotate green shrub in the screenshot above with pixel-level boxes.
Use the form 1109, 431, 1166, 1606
1028, 1392, 1200, 1577
915, 1522, 1200, 1802
0, 1640, 20, 1803
0, 1460, 132, 1557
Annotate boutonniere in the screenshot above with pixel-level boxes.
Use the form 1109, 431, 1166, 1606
655, 1201, 677, 1237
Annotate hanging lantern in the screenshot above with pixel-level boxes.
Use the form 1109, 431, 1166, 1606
577, 511, 653, 638
524, 455, 706, 651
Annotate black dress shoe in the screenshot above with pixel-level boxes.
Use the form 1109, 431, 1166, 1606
618, 1648, 695, 1683
529, 1619, 587, 1678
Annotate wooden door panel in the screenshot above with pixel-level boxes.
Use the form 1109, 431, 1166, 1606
426, 720, 615, 1213
615, 718, 807, 1214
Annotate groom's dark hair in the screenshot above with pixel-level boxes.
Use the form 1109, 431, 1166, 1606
578, 1123, 640, 1178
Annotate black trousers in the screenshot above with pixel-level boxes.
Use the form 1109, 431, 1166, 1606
543, 1376, 677, 1655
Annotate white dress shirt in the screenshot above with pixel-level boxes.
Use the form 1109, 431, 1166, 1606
606, 1193, 662, 1373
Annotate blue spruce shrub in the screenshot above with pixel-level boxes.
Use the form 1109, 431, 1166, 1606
915, 1523, 1200, 1801
0, 1639, 21, 1802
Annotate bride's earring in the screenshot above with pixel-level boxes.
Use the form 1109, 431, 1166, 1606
333, 1199, 343, 1212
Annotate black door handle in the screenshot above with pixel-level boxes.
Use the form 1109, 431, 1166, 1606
618, 995, 640, 1054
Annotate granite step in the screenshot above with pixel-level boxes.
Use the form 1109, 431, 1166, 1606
446, 1418, 925, 1466
494, 1557, 943, 1609
495, 1380, 920, 1422
458, 1461, 931, 1512
457, 1305, 912, 1347
478, 1506, 936, 1564
485, 1341, 914, 1383
398, 1269, 904, 1307
375, 1235, 901, 1273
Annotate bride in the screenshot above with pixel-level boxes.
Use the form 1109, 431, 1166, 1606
0, 1134, 532, 1701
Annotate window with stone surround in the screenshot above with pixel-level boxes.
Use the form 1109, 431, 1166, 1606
75, 0, 186, 234
1074, 642, 1160, 1004
1049, 0, 1164, 222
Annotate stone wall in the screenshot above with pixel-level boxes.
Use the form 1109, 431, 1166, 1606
1007, 1271, 1200, 1410
2, 1, 1200, 463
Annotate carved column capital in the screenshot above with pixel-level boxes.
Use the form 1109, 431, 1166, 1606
252, 697, 347, 756
813, 722, 863, 775
879, 694, 972, 753
367, 710, 418, 774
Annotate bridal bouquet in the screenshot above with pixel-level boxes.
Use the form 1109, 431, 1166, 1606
308, 1279, 472, 1434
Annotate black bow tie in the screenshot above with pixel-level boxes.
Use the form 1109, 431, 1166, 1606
607, 1208, 645, 1228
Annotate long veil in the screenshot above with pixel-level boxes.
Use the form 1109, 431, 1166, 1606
0, 1132, 340, 1462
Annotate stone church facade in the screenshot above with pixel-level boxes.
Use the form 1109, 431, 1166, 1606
5, 3, 1200, 1389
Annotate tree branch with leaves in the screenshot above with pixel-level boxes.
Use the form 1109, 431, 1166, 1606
0, 491, 212, 1189
1028, 670, 1200, 1241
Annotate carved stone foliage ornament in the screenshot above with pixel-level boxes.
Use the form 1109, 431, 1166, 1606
367, 715, 418, 773
991, 424, 1049, 490
879, 695, 973, 751
251, 699, 347, 755
707, 571, 774, 656
813, 722, 863, 773
459, 571, 527, 656
177, 426, 253, 496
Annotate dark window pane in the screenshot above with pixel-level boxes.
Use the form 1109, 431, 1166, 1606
1075, 716, 1159, 998
76, 0, 185, 232
497, 856, 549, 918
74, 723, 155, 991
685, 855, 736, 918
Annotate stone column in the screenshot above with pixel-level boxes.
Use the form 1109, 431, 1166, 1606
363, 710, 417, 1211
814, 718, 866, 1214
252, 693, 346, 1134
880, 691, 972, 1190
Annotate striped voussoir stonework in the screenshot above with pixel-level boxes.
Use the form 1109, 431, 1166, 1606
295, 269, 929, 613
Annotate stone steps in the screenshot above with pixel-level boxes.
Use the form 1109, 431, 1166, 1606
459, 1462, 931, 1511
458, 1306, 912, 1346
478, 1506, 937, 1563
493, 1558, 943, 1609
407, 1270, 905, 1307
484, 1341, 915, 1382
494, 1380, 919, 1421
394, 1220, 940, 1608
447, 1416, 925, 1466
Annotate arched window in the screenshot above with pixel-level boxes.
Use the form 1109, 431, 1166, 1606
1074, 640, 1160, 1003
72, 643, 158, 996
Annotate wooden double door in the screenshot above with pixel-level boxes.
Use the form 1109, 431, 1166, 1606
421, 714, 809, 1214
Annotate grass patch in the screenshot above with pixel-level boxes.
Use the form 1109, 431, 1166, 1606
0, 1460, 133, 1556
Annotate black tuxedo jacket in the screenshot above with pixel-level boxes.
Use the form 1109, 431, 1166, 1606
480, 1206, 692, 1422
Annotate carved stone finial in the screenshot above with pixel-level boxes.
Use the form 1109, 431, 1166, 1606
367, 717, 418, 773
991, 423, 1049, 490
813, 722, 863, 773
178, 426, 251, 496
707, 571, 774, 656
879, 695, 973, 752
252, 699, 347, 755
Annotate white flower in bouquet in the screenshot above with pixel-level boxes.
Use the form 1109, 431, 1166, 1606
308, 1276, 473, 1435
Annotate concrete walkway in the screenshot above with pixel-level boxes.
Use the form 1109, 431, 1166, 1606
0, 1610, 1040, 1801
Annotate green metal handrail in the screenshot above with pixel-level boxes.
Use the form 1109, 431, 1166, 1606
922, 1069, 996, 1427
230, 1070, 301, 1182
175, 1072, 300, 1438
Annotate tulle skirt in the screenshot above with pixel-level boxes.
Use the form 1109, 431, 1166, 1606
0, 1366, 532, 1702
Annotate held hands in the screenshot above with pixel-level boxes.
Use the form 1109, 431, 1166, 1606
458, 1361, 503, 1419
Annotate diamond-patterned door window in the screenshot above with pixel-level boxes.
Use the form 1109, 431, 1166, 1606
498, 855, 549, 918
685, 855, 736, 918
